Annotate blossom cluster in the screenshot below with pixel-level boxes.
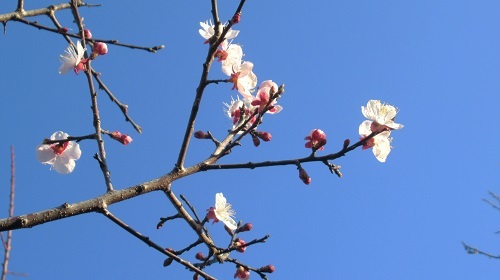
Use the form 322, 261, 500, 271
359, 100, 404, 162
58, 30, 108, 75
199, 20, 282, 135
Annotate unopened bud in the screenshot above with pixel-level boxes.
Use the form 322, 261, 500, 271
343, 139, 350, 150
194, 131, 210, 139
163, 258, 173, 267
109, 131, 133, 145
260, 265, 275, 273
231, 13, 241, 24
256, 131, 272, 142
195, 252, 205, 261
59, 27, 69, 33
234, 238, 247, 253
299, 168, 311, 185
238, 223, 253, 232
93, 42, 108, 56
84, 29, 92, 39
252, 134, 260, 147
193, 274, 199, 280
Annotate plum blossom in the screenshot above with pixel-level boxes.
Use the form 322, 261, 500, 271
359, 120, 392, 162
362, 100, 403, 131
221, 43, 257, 99
199, 20, 239, 43
206, 193, 237, 230
224, 97, 256, 131
234, 266, 250, 280
304, 129, 327, 151
36, 131, 81, 174
250, 80, 282, 114
59, 41, 87, 75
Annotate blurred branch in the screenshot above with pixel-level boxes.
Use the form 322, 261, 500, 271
462, 241, 500, 259
1, 147, 27, 279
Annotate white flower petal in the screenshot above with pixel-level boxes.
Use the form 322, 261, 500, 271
358, 120, 373, 135
53, 156, 76, 174
372, 133, 392, 162
36, 145, 56, 164
62, 142, 82, 161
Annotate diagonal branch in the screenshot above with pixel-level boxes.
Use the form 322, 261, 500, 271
0, 2, 99, 22
102, 209, 215, 280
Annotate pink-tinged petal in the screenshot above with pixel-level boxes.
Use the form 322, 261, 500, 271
53, 156, 76, 174
36, 145, 56, 164
62, 142, 82, 160
221, 44, 243, 76
268, 105, 282, 114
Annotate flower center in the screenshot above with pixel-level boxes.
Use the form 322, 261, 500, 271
51, 142, 69, 155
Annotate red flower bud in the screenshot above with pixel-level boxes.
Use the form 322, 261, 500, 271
232, 13, 241, 24
59, 27, 69, 33
256, 131, 272, 142
299, 168, 311, 185
343, 139, 350, 150
260, 265, 275, 273
195, 252, 205, 261
252, 134, 260, 147
194, 131, 210, 139
238, 223, 253, 232
163, 258, 173, 267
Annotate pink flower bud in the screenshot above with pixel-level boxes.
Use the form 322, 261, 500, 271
93, 42, 108, 55
238, 223, 253, 232
304, 129, 327, 151
109, 131, 132, 145
195, 252, 205, 261
234, 238, 247, 253
299, 168, 311, 185
260, 265, 275, 273
232, 13, 241, 24
84, 29, 92, 39
119, 134, 133, 145
59, 27, 69, 33
234, 266, 250, 279
256, 131, 272, 142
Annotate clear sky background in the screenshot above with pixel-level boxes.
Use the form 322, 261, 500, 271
0, 0, 499, 279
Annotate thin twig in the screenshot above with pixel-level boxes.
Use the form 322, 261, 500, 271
1, 147, 16, 280
102, 209, 215, 280
92, 70, 142, 133
462, 241, 500, 259
202, 130, 381, 171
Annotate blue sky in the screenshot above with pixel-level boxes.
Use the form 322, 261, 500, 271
0, 0, 499, 279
